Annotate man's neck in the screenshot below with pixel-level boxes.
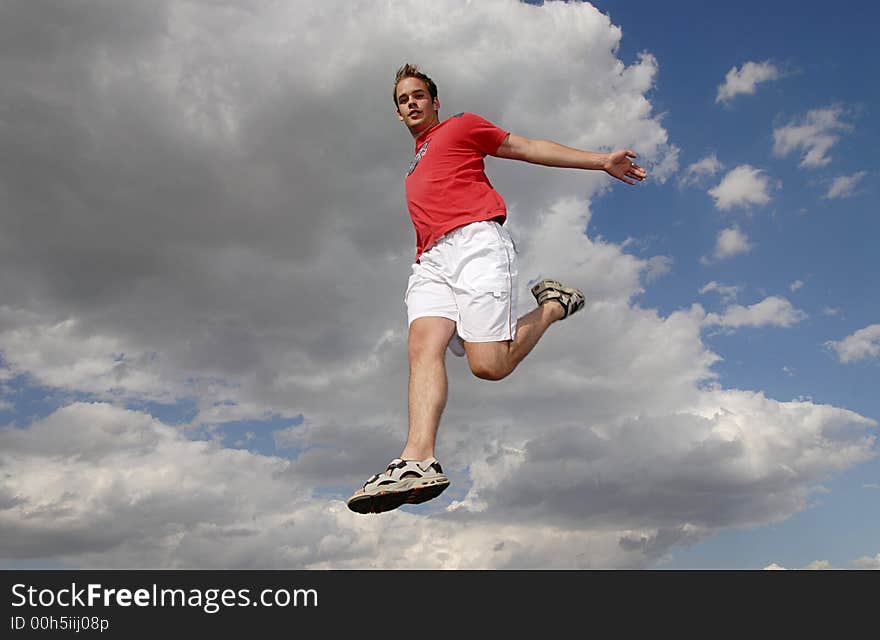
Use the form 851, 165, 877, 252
410, 114, 441, 140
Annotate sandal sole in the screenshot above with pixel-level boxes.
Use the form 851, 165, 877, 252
347, 477, 450, 514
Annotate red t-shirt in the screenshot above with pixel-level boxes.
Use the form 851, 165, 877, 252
405, 112, 509, 260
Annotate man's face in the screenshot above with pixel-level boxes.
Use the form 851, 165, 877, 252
395, 77, 440, 135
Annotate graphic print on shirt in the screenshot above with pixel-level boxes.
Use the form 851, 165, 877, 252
407, 140, 430, 177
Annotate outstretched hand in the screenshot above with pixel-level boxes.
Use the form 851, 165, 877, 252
604, 149, 647, 185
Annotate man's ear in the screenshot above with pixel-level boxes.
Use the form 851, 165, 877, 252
396, 107, 404, 122
433, 97, 440, 113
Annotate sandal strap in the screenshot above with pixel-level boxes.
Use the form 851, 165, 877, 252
364, 457, 443, 491
531, 279, 585, 319
558, 290, 585, 318
389, 457, 442, 480
364, 457, 444, 488
385, 458, 404, 471
363, 471, 396, 491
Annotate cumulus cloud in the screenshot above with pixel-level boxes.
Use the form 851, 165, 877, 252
765, 554, 880, 570
826, 324, 880, 363
716, 61, 781, 104
701, 227, 753, 263
0, 309, 181, 403
773, 107, 852, 168
6, 398, 870, 569
0, 0, 874, 569
765, 560, 834, 570
0, 402, 309, 566
708, 165, 773, 211
824, 171, 868, 199
456, 388, 876, 545
713, 227, 753, 260
679, 153, 724, 188
699, 282, 743, 304
644, 255, 673, 282
705, 296, 807, 329
853, 553, 880, 569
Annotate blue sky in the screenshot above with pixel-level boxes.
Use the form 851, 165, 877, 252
588, 0, 879, 567
0, 0, 877, 569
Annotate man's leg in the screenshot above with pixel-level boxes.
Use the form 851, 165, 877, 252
346, 315, 454, 511
465, 299, 564, 381
400, 316, 457, 460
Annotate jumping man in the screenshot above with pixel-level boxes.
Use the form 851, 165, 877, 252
347, 64, 647, 514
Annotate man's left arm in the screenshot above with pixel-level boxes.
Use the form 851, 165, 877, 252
494, 133, 648, 185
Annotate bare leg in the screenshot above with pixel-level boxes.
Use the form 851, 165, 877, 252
349, 317, 454, 500
465, 300, 564, 381
400, 316, 457, 460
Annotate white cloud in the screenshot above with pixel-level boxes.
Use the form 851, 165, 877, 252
765, 560, 831, 570
824, 171, 868, 199
853, 553, 880, 569
789, 280, 805, 292
644, 255, 673, 282
716, 61, 781, 104
0, 0, 874, 569
822, 307, 841, 317
708, 165, 773, 211
773, 107, 852, 168
699, 281, 743, 304
0, 402, 319, 566
705, 296, 807, 329
702, 227, 753, 263
4, 397, 870, 569
765, 554, 880, 570
679, 153, 724, 187
826, 324, 880, 363
648, 143, 681, 185
0, 309, 180, 403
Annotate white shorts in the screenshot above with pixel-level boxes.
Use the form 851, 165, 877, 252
405, 220, 519, 343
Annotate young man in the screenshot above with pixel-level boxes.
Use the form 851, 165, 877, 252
347, 64, 647, 514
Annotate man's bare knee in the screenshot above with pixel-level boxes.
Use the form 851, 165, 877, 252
464, 341, 513, 381
409, 318, 456, 362
469, 361, 510, 381
410, 340, 446, 364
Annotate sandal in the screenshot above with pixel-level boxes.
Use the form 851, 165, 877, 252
347, 457, 450, 514
531, 279, 585, 319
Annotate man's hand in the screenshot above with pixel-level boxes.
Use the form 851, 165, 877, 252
603, 149, 647, 185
